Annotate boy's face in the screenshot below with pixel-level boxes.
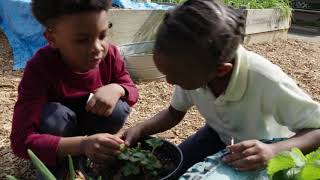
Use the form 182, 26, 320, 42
46, 10, 110, 72
154, 50, 217, 90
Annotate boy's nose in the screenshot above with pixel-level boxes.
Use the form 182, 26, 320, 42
91, 39, 104, 54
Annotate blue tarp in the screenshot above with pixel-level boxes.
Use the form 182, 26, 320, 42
0, 0, 46, 70
179, 150, 269, 180
179, 138, 287, 180
113, 0, 172, 9
0, 0, 172, 70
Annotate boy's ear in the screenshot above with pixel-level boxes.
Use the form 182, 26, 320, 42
216, 63, 233, 77
43, 29, 56, 48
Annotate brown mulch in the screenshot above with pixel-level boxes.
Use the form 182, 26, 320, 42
0, 33, 320, 179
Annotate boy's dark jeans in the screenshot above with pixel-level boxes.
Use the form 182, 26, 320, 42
36, 99, 130, 180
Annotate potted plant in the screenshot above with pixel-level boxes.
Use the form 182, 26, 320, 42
78, 136, 183, 180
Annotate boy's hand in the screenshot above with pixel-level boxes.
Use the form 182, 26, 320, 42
222, 140, 276, 171
81, 133, 124, 162
86, 84, 125, 117
119, 125, 144, 147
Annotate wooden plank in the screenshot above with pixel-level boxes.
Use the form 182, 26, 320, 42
107, 9, 166, 45
237, 9, 291, 35
244, 29, 288, 45
293, 10, 320, 22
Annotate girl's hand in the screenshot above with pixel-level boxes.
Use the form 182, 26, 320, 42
85, 84, 125, 117
81, 133, 124, 162
222, 140, 276, 171
119, 125, 144, 147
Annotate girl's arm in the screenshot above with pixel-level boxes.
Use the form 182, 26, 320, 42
123, 106, 186, 146
271, 128, 320, 154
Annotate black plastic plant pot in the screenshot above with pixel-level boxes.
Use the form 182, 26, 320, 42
78, 136, 183, 180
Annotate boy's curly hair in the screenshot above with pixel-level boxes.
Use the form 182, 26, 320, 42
32, 0, 112, 26
155, 0, 245, 64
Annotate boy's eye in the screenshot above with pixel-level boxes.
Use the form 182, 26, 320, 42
75, 38, 89, 43
99, 32, 108, 40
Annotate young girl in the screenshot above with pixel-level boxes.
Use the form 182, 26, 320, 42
10, 0, 139, 178
122, 0, 320, 176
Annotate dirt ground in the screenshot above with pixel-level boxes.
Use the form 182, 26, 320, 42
1, 29, 320, 179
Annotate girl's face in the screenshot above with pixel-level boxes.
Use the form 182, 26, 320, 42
45, 10, 110, 72
154, 49, 217, 90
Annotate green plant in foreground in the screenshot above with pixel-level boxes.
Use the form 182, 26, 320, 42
7, 149, 104, 180
27, 149, 56, 180
267, 147, 320, 180
5, 175, 17, 180
118, 138, 164, 177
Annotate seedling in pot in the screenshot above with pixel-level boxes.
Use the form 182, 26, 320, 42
118, 138, 163, 177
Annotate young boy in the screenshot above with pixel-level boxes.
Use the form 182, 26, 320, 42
121, 0, 320, 176
10, 0, 138, 178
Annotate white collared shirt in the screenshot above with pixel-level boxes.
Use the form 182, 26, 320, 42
171, 46, 320, 144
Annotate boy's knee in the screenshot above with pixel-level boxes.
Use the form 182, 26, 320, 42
84, 100, 131, 134
40, 102, 77, 136
111, 100, 131, 122
104, 100, 131, 133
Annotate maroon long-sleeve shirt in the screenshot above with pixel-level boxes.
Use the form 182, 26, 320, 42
10, 44, 139, 166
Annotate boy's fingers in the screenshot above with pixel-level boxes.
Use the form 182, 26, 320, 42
99, 146, 122, 156
108, 135, 125, 144
97, 136, 123, 149
96, 103, 107, 116
85, 97, 97, 112
93, 101, 105, 115
104, 108, 113, 117
124, 137, 132, 146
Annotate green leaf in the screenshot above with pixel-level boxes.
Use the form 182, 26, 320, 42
305, 147, 320, 163
300, 160, 320, 180
146, 138, 163, 152
272, 171, 288, 180
151, 170, 158, 176
267, 151, 295, 179
97, 176, 102, 180
117, 138, 163, 177
68, 155, 75, 180
120, 144, 126, 151
290, 148, 306, 167
132, 152, 146, 160
6, 175, 18, 180
27, 149, 56, 180
285, 167, 301, 180
118, 152, 130, 160
122, 162, 140, 176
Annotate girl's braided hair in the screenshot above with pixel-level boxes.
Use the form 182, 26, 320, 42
155, 0, 245, 64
